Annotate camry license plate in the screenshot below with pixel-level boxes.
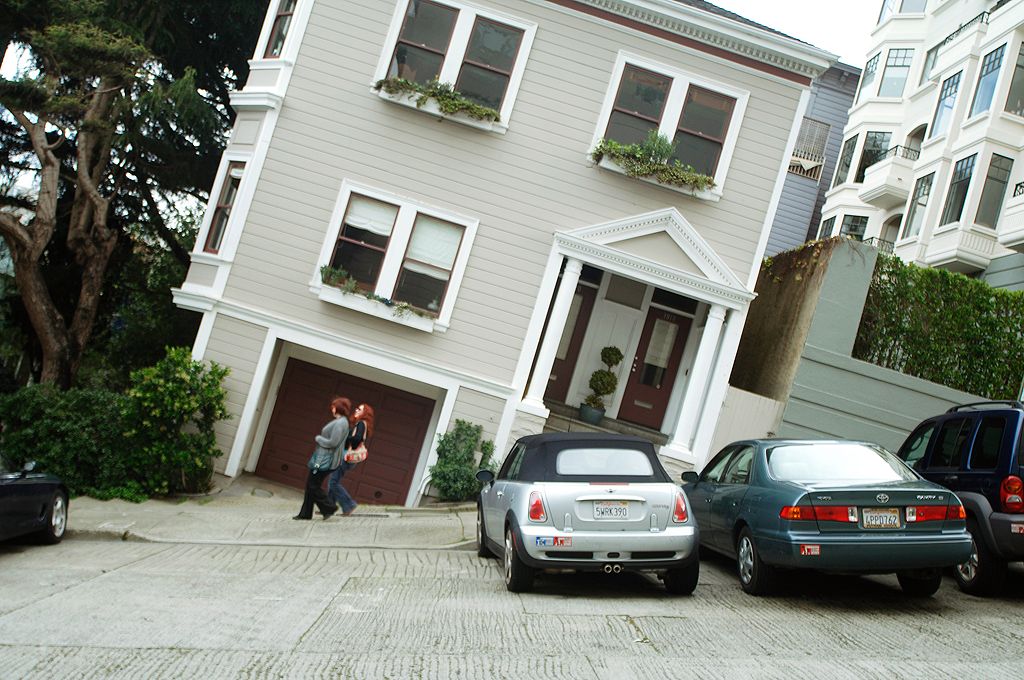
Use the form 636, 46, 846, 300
862, 507, 900, 529
594, 500, 629, 520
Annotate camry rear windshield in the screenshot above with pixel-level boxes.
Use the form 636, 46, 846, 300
767, 443, 917, 483
556, 448, 654, 476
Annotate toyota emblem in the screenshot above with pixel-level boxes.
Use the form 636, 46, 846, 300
876, 493, 890, 503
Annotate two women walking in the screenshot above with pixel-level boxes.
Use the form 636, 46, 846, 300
294, 396, 374, 520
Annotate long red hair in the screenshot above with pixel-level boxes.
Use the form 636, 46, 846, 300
351, 403, 375, 438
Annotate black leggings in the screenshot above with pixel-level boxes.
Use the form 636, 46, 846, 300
296, 467, 334, 519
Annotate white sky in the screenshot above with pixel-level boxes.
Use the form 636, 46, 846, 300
709, 0, 879, 66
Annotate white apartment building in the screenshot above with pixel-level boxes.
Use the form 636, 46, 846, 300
819, 0, 1024, 289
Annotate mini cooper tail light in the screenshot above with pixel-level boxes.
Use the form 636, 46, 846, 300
672, 492, 688, 523
528, 491, 546, 522
1001, 476, 1023, 513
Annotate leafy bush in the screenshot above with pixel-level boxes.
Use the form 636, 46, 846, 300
0, 347, 230, 500
428, 419, 495, 502
591, 131, 716, 191
125, 347, 230, 495
854, 254, 1024, 399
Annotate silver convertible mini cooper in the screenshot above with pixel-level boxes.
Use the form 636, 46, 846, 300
475, 432, 699, 594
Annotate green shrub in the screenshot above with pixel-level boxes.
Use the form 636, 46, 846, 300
584, 345, 624, 410
428, 419, 495, 502
124, 347, 230, 495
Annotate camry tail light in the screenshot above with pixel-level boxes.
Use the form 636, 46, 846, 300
1001, 476, 1023, 513
906, 504, 964, 522
672, 492, 688, 523
780, 506, 857, 522
528, 491, 546, 522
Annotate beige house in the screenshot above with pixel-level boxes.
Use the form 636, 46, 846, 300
174, 0, 835, 505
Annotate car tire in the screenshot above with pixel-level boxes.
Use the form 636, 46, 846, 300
503, 526, 534, 593
37, 491, 68, 545
897, 568, 942, 597
736, 527, 774, 596
954, 518, 1007, 596
476, 505, 492, 558
663, 560, 699, 595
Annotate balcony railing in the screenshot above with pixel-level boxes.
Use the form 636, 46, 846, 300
938, 12, 989, 50
878, 145, 920, 162
788, 147, 825, 182
1014, 181, 1024, 198
863, 237, 896, 254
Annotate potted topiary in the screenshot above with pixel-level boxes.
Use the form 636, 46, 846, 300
578, 346, 624, 425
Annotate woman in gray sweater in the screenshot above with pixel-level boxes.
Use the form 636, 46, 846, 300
293, 397, 350, 520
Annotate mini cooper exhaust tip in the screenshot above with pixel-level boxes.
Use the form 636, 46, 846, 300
603, 563, 623, 574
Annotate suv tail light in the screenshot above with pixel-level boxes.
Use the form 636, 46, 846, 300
1001, 476, 1023, 513
528, 491, 546, 522
672, 492, 688, 523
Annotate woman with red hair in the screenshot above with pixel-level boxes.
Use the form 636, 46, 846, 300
293, 397, 350, 520
328, 402, 374, 515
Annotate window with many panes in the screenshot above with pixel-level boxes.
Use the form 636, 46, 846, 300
878, 49, 914, 97
378, 0, 533, 123
1004, 44, 1024, 117
841, 215, 868, 240
318, 183, 476, 325
203, 162, 245, 254
930, 71, 961, 138
856, 54, 880, 103
596, 54, 747, 191
832, 135, 859, 188
902, 173, 934, 239
970, 45, 1006, 117
939, 154, 976, 226
975, 154, 1013, 228
264, 0, 297, 58
818, 216, 836, 239
920, 44, 940, 85
855, 131, 891, 183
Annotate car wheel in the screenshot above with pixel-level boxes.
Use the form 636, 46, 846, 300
663, 560, 699, 595
954, 519, 1007, 596
38, 491, 68, 545
736, 527, 774, 596
503, 526, 534, 593
897, 568, 942, 597
476, 505, 492, 558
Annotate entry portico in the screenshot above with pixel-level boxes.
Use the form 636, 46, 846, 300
519, 208, 755, 464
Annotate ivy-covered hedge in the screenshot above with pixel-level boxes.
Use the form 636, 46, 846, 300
853, 254, 1024, 399
0, 347, 230, 501
428, 419, 495, 502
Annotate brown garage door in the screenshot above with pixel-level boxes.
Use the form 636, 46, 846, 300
255, 358, 435, 505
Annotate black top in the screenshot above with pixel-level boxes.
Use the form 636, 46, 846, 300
346, 420, 366, 448
504, 432, 670, 483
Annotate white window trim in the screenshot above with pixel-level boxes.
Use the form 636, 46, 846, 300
371, 0, 537, 134
590, 51, 750, 201
310, 180, 478, 333
193, 151, 254, 261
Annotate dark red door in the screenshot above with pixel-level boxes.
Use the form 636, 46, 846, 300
544, 284, 597, 403
255, 358, 434, 505
617, 309, 692, 430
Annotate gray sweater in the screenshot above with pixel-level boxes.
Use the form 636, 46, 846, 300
308, 416, 350, 470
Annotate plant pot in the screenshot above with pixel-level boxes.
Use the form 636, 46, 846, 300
578, 404, 605, 425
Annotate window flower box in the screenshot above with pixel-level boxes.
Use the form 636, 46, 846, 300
591, 136, 719, 201
373, 78, 506, 134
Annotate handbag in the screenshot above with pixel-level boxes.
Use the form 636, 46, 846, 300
345, 442, 368, 464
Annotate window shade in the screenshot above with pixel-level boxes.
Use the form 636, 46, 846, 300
405, 215, 463, 278
346, 195, 398, 236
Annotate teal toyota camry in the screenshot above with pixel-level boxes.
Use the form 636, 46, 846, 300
682, 440, 973, 597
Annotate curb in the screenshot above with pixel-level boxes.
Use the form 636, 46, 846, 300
66, 529, 478, 551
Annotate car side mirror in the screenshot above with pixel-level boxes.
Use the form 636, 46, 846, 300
681, 470, 699, 484
476, 469, 495, 484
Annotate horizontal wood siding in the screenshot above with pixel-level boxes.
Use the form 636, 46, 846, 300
450, 388, 506, 447
982, 253, 1024, 291
224, 0, 804, 386
202, 315, 268, 472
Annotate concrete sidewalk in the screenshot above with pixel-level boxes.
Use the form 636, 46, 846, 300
66, 474, 477, 550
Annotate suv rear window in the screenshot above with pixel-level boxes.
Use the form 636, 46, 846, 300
555, 448, 653, 476
969, 416, 1006, 470
930, 418, 972, 469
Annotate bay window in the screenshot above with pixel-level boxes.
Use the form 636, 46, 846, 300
969, 45, 1006, 117
939, 155, 976, 226
203, 162, 245, 254
930, 72, 961, 138
264, 0, 297, 58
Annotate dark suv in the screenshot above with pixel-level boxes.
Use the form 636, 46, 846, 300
896, 401, 1024, 595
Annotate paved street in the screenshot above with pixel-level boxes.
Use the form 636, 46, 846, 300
1, 537, 1022, 679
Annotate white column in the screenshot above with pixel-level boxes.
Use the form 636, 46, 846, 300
665, 304, 727, 456
691, 307, 748, 466
521, 258, 583, 415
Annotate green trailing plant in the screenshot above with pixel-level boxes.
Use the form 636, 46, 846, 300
853, 254, 1024, 399
320, 265, 350, 287
374, 77, 500, 122
584, 346, 625, 410
428, 419, 496, 502
591, 131, 716, 192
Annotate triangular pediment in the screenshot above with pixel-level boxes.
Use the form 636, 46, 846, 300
564, 207, 747, 291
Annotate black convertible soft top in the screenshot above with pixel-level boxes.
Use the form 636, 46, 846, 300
511, 432, 672, 483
